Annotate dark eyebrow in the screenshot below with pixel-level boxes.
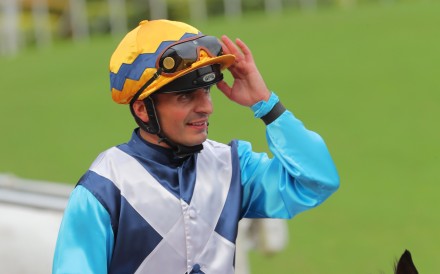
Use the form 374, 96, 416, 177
172, 90, 195, 96
173, 87, 210, 96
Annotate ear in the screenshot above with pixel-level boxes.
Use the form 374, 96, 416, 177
132, 100, 149, 123
395, 250, 418, 274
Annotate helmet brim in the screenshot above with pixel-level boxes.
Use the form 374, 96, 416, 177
137, 54, 235, 100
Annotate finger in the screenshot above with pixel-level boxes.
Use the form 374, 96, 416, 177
235, 38, 254, 61
220, 35, 233, 55
221, 35, 244, 59
219, 40, 231, 56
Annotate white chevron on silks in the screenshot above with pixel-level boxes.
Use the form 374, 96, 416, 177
90, 140, 236, 274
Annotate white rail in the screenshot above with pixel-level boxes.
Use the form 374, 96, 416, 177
0, 174, 72, 211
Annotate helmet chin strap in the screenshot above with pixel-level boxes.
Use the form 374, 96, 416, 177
158, 134, 204, 158
131, 96, 203, 158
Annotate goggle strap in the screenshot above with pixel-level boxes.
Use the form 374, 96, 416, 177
129, 68, 163, 104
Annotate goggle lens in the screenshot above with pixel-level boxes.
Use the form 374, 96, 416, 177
158, 36, 223, 74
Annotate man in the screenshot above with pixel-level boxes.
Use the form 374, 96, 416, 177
53, 19, 339, 274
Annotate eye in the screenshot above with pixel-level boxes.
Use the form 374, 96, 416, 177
176, 92, 193, 101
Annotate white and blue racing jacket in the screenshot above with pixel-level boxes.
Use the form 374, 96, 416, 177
53, 92, 340, 274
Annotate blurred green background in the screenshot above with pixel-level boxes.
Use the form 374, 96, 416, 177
1, 0, 439, 273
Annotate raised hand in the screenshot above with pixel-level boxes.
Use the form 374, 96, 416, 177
216, 35, 271, 107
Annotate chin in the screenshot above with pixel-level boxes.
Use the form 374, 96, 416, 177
187, 140, 206, 147
184, 134, 207, 147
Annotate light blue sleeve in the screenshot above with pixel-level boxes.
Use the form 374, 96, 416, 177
53, 185, 114, 274
239, 92, 340, 219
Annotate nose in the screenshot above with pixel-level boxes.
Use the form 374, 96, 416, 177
195, 88, 213, 115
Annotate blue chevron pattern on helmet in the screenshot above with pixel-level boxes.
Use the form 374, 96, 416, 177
110, 33, 198, 92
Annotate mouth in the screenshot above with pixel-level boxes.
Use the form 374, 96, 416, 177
187, 120, 209, 129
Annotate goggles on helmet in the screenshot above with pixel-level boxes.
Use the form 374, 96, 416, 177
157, 35, 223, 75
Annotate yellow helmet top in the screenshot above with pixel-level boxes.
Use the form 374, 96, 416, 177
109, 19, 235, 104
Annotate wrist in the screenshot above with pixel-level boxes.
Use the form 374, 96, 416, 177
260, 101, 286, 125
251, 92, 284, 123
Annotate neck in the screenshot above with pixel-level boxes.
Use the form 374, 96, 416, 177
137, 128, 204, 158
138, 128, 170, 148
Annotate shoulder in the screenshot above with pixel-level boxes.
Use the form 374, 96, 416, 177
88, 146, 128, 170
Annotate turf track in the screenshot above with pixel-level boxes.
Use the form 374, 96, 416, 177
1, 1, 439, 273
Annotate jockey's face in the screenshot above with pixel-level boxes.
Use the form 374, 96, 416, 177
137, 87, 213, 147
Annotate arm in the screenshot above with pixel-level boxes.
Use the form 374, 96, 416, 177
238, 92, 340, 218
53, 185, 114, 274
216, 36, 339, 219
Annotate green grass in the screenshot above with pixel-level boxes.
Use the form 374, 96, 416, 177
1, 1, 440, 273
